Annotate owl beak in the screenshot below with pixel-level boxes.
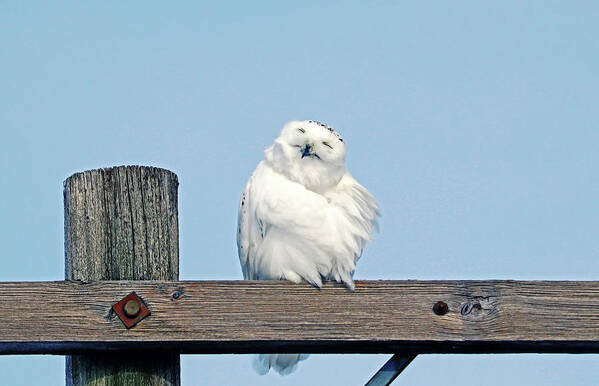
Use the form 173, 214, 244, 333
301, 144, 313, 158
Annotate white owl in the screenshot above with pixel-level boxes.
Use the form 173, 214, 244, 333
237, 120, 380, 375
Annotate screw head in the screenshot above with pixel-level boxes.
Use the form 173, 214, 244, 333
433, 301, 449, 316
123, 299, 141, 318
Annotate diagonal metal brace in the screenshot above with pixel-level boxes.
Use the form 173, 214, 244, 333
365, 354, 417, 386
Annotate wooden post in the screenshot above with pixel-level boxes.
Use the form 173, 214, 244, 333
64, 166, 180, 386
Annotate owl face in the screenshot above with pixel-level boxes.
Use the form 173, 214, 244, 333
278, 120, 347, 167
264, 120, 348, 191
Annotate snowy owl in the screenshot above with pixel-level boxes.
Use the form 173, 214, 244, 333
236, 120, 380, 375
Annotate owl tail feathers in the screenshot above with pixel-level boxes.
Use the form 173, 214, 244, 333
252, 354, 310, 376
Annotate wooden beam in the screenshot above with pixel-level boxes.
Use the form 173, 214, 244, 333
1, 280, 599, 354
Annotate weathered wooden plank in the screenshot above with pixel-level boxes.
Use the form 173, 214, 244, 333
1, 280, 598, 354
64, 166, 180, 385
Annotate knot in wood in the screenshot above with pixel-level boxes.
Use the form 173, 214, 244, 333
460, 296, 497, 321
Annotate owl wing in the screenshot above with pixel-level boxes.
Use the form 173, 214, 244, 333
237, 161, 330, 285
238, 162, 380, 289
237, 174, 258, 279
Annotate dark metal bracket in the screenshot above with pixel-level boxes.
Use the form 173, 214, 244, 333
365, 354, 417, 386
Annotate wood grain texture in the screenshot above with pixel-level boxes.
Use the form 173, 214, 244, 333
64, 166, 180, 385
64, 166, 179, 281
1, 280, 598, 354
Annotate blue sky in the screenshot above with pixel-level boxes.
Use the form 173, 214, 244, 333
1, 1, 598, 385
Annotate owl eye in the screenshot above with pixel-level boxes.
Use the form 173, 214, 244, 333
297, 128, 305, 133
322, 141, 333, 149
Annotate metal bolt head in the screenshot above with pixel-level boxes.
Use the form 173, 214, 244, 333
433, 301, 449, 316
123, 299, 141, 318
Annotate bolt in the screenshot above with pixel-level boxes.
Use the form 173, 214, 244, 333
123, 299, 141, 318
433, 301, 449, 316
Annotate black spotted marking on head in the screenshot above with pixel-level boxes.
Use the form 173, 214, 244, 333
308, 120, 344, 143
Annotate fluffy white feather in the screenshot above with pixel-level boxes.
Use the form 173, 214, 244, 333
237, 120, 380, 375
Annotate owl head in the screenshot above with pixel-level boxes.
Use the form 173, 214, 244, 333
264, 120, 347, 192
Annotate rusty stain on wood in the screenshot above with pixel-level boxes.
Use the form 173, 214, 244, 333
1, 280, 599, 354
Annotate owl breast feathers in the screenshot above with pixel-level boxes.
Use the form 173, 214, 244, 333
237, 120, 380, 290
